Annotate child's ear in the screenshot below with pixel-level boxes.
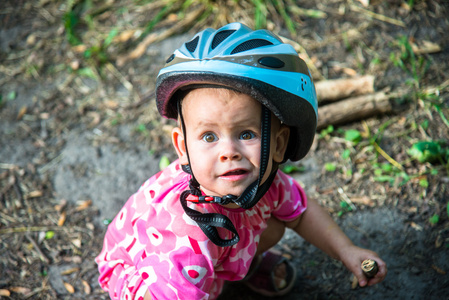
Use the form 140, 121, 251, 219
172, 127, 189, 165
273, 125, 290, 163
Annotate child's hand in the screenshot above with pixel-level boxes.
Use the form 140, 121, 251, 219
339, 245, 387, 287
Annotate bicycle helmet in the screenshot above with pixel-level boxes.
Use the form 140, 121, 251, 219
155, 23, 318, 247
156, 22, 318, 162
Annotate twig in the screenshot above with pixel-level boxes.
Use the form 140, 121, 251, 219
349, 4, 406, 27
25, 233, 50, 264
116, 6, 205, 66
0, 226, 64, 235
337, 188, 357, 211
105, 62, 133, 91
361, 259, 379, 277
0, 163, 19, 170
38, 153, 64, 174
373, 142, 404, 171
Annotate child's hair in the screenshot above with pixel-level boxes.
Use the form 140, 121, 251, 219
154, 23, 318, 246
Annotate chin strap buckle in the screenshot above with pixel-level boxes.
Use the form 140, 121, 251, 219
186, 194, 237, 205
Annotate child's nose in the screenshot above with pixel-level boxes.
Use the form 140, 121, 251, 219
219, 141, 242, 162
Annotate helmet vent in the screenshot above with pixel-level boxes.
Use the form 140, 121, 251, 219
231, 39, 273, 54
211, 30, 236, 49
185, 36, 199, 53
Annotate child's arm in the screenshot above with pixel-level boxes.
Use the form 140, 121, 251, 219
285, 198, 387, 287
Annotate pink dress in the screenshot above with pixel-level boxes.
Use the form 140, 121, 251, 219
95, 160, 307, 300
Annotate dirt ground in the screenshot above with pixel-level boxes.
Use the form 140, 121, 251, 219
1, 1, 449, 299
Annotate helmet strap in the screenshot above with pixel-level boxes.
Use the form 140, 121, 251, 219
177, 100, 277, 247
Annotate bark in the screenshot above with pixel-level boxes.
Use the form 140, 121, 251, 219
317, 91, 392, 130
315, 75, 375, 103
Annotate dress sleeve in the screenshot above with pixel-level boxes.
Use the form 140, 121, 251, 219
269, 171, 308, 222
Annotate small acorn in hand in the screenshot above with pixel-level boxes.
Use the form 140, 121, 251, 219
361, 259, 379, 278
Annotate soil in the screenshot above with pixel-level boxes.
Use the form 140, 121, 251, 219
1, 1, 449, 299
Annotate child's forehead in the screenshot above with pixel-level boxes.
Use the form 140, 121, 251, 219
182, 87, 261, 111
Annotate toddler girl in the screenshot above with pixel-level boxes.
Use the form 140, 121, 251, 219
96, 22, 387, 299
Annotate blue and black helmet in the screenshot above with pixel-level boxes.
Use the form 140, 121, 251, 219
156, 22, 318, 162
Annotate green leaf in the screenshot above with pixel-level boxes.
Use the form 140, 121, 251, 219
374, 175, 395, 184
7, 91, 16, 101
429, 214, 439, 225
407, 141, 442, 163
344, 129, 362, 144
419, 178, 428, 188
77, 67, 97, 79
45, 231, 55, 239
325, 162, 336, 172
281, 164, 304, 174
104, 28, 119, 48
381, 163, 393, 173
159, 155, 171, 171
342, 149, 351, 160
447, 201, 449, 218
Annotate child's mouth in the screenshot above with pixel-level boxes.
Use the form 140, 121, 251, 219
220, 169, 249, 181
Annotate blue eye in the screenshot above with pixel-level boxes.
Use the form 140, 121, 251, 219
202, 133, 217, 143
240, 131, 255, 140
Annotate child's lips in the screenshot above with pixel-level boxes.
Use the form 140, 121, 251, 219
219, 169, 249, 181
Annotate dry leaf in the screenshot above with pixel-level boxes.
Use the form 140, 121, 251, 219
350, 274, 358, 289
0, 289, 11, 296
357, 0, 369, 7
82, 280, 91, 295
342, 67, 358, 76
410, 222, 423, 231
60, 267, 79, 275
435, 234, 443, 248
432, 265, 446, 275
58, 211, 67, 226
72, 238, 82, 248
76, 199, 92, 211
412, 40, 441, 55
104, 100, 119, 109
54, 199, 67, 212
115, 29, 137, 43
9, 287, 31, 294
350, 196, 374, 206
17, 106, 27, 120
27, 190, 43, 198
167, 13, 178, 22
87, 112, 101, 126
72, 44, 87, 53
64, 282, 75, 294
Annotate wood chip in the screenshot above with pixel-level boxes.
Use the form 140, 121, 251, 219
57, 211, 67, 227
76, 199, 92, 211
17, 106, 27, 120
54, 199, 67, 212
0, 289, 11, 296
350, 274, 358, 289
350, 196, 375, 207
60, 267, 79, 275
432, 265, 446, 275
410, 222, 423, 231
9, 287, 31, 294
64, 282, 75, 294
27, 190, 43, 198
82, 280, 91, 295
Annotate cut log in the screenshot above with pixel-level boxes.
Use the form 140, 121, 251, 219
315, 75, 375, 102
317, 91, 392, 130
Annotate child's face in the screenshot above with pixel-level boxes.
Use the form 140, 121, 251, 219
172, 88, 290, 198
